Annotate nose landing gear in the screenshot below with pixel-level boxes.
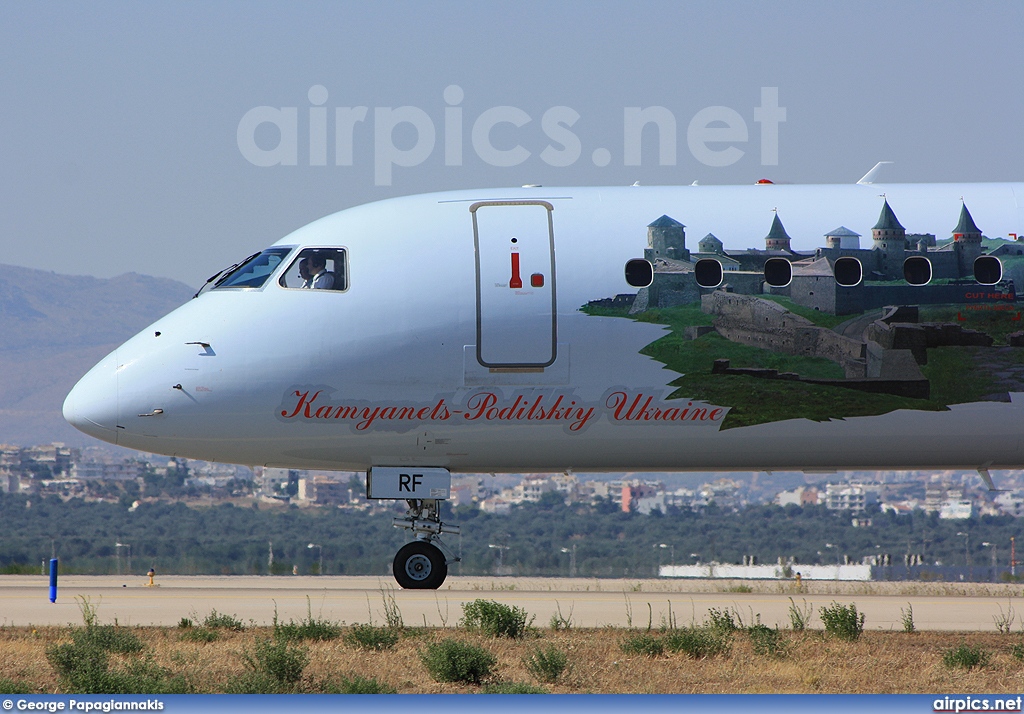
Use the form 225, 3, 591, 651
391, 498, 460, 589
394, 540, 446, 589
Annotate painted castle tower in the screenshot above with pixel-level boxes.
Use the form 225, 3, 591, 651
765, 213, 793, 252
872, 199, 906, 279
646, 215, 689, 262
953, 203, 983, 276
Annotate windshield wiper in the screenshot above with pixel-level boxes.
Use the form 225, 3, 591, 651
192, 252, 260, 298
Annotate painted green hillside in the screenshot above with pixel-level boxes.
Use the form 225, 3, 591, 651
583, 301, 1015, 430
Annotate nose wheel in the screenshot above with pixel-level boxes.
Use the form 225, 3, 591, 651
391, 498, 459, 589
393, 540, 447, 589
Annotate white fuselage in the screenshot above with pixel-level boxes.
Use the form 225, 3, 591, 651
64, 182, 1024, 473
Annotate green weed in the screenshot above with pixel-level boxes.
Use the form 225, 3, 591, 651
379, 586, 404, 630
900, 604, 915, 634
0, 676, 35, 694
819, 602, 865, 641
664, 626, 732, 659
706, 607, 739, 633
343, 624, 399, 651
420, 638, 496, 684
620, 633, 664, 657
274, 601, 342, 642
460, 599, 534, 639
73, 625, 144, 654
994, 602, 1016, 634
549, 601, 574, 631
47, 643, 188, 694
1010, 643, 1024, 662
523, 644, 568, 683
223, 672, 284, 694
239, 638, 309, 690
747, 624, 786, 657
179, 627, 219, 643
943, 644, 990, 670
318, 674, 397, 694
788, 598, 812, 631
202, 610, 245, 631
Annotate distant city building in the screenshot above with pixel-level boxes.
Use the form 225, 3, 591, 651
71, 460, 145, 481
924, 481, 964, 512
258, 467, 293, 494
698, 478, 742, 510
775, 486, 822, 507
515, 475, 557, 503
825, 483, 877, 513
479, 497, 512, 514
939, 499, 973, 519
450, 475, 483, 507
994, 490, 1024, 517
0, 471, 18, 493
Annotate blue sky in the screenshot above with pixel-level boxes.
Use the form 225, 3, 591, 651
2, 1, 1022, 286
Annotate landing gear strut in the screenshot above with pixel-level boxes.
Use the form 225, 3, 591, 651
391, 498, 460, 589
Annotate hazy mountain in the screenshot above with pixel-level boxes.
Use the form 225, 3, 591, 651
0, 264, 195, 446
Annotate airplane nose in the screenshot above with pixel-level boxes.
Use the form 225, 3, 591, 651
63, 350, 119, 444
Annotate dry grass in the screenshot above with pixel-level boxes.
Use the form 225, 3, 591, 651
4, 623, 1024, 693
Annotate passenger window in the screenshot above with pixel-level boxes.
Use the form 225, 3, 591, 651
833, 257, 863, 287
763, 258, 792, 288
903, 256, 932, 286
694, 259, 723, 288
279, 248, 348, 291
974, 256, 1002, 286
624, 258, 653, 288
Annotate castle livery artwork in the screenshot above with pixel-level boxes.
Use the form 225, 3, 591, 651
586, 199, 1024, 430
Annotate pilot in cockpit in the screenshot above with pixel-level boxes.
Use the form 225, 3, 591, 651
308, 254, 334, 290
298, 258, 313, 288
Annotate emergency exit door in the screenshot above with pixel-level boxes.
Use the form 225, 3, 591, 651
471, 201, 557, 368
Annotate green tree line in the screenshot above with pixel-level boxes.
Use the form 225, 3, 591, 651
0, 491, 1020, 578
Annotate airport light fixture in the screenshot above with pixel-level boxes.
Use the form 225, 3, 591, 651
114, 542, 131, 575
1012, 536, 1017, 577
560, 544, 577, 577
488, 543, 509, 571
307, 543, 323, 575
982, 541, 998, 581
957, 531, 970, 571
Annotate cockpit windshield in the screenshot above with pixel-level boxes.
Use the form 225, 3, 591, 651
212, 247, 292, 290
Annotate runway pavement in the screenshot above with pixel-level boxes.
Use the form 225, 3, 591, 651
1, 574, 1018, 631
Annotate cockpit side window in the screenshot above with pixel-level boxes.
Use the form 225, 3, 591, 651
278, 248, 348, 291
213, 247, 293, 289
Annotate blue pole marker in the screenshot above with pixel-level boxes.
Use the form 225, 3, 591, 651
49, 558, 58, 603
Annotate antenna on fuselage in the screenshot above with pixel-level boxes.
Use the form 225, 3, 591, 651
857, 161, 894, 185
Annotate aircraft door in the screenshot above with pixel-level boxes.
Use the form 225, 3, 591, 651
471, 201, 557, 368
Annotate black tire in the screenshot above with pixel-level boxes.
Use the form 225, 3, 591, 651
393, 541, 447, 589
